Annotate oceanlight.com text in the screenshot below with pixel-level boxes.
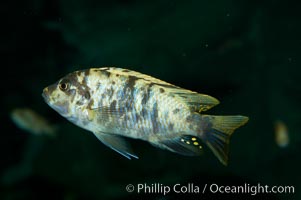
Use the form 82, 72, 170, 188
125, 183, 295, 196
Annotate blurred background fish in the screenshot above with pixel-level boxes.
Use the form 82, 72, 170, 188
274, 120, 289, 148
10, 108, 57, 137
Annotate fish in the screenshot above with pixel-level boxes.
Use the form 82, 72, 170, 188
274, 120, 289, 148
42, 67, 249, 165
10, 108, 57, 137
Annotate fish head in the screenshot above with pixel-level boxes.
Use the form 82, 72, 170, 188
42, 70, 93, 122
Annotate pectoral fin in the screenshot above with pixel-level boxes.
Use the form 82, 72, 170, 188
89, 105, 125, 120
155, 135, 203, 156
93, 132, 138, 159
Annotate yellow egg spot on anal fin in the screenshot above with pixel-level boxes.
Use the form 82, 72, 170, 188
193, 141, 199, 146
191, 137, 197, 141
156, 136, 203, 156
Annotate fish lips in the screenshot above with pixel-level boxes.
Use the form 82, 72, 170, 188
42, 90, 49, 103
42, 83, 57, 102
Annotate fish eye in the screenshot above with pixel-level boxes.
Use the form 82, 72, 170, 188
59, 82, 69, 91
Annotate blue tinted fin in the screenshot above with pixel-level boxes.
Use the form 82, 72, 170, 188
93, 132, 138, 159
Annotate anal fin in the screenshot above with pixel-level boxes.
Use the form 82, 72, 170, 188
156, 135, 203, 156
93, 132, 138, 159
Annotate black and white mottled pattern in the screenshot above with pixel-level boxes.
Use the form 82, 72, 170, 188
42, 67, 249, 165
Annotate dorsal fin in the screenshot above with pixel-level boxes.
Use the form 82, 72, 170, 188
99, 68, 220, 112
105, 68, 177, 87
166, 87, 220, 112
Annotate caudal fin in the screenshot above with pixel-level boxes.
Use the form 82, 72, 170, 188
201, 115, 249, 165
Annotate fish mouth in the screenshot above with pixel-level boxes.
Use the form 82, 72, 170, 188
42, 88, 50, 103
42, 85, 69, 117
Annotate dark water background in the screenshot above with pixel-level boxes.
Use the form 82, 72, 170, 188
1, 0, 300, 199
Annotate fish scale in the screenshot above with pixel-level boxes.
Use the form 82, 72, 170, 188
42, 67, 249, 165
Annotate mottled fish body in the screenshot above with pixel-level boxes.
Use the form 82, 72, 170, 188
42, 67, 249, 165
